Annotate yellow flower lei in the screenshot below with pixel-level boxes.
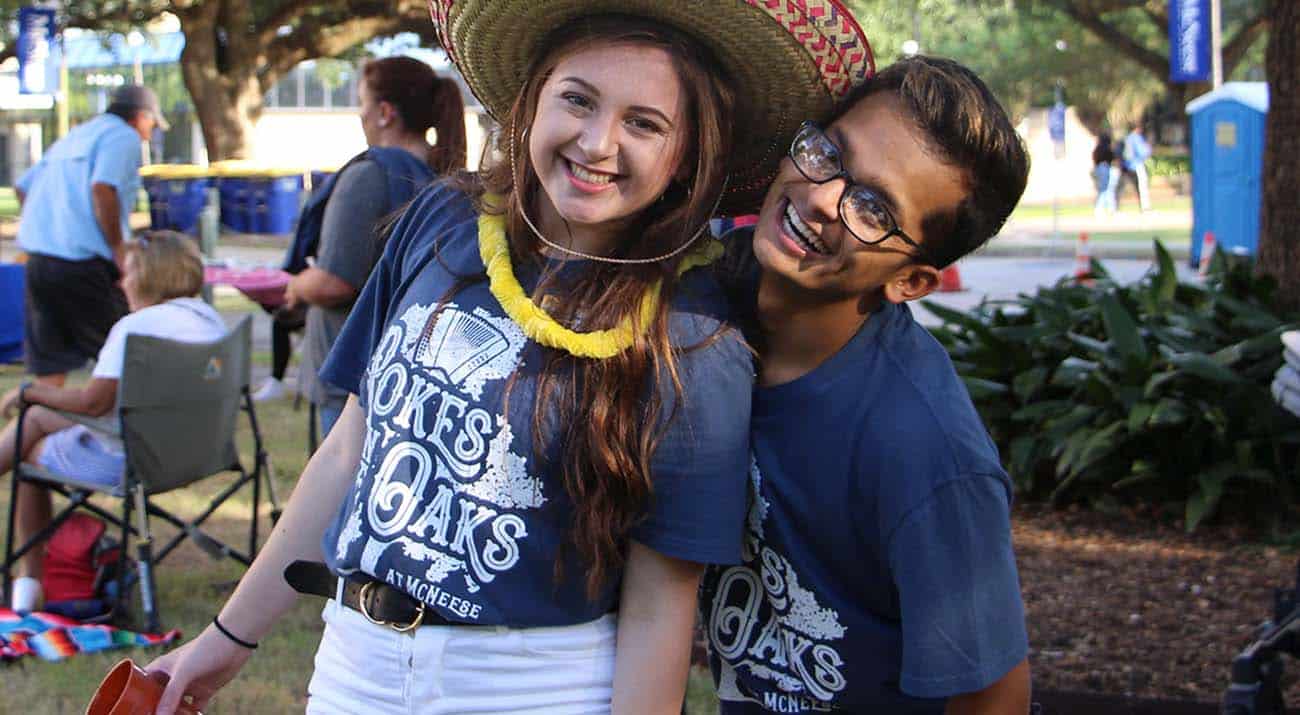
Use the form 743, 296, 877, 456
478, 203, 724, 359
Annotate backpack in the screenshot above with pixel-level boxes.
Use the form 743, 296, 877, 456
282, 146, 436, 274
41, 513, 121, 621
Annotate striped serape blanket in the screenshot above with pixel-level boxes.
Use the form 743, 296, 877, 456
0, 608, 180, 663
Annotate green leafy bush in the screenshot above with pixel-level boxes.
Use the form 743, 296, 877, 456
1149, 151, 1190, 178
924, 244, 1300, 531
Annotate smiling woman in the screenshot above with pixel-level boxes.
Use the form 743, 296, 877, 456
527, 42, 692, 255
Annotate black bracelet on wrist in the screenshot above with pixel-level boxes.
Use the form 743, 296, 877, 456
212, 615, 258, 650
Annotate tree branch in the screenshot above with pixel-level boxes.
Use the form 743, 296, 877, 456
262, 16, 408, 89
59, 0, 173, 30
255, 0, 320, 48
1141, 6, 1168, 30
1064, 0, 1150, 14
218, 0, 260, 78
259, 0, 431, 79
1223, 7, 1270, 75
1047, 0, 1169, 80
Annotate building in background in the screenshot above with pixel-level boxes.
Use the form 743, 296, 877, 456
0, 75, 52, 188
0, 28, 488, 185
257, 51, 490, 171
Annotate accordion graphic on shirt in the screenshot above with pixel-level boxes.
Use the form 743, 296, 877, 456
414, 306, 512, 392
334, 301, 544, 617
707, 458, 849, 712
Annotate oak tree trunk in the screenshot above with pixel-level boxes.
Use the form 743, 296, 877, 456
175, 5, 262, 161
1255, 0, 1300, 310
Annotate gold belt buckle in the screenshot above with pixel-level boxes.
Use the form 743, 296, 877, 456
357, 581, 426, 633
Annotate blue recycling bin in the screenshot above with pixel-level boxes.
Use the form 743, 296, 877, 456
219, 177, 251, 233
161, 167, 213, 235
250, 171, 303, 235
140, 171, 168, 230
0, 263, 24, 363
211, 161, 261, 233
310, 169, 335, 193
1186, 82, 1268, 266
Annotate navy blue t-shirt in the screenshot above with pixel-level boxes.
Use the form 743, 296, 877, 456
701, 297, 1028, 713
319, 184, 752, 627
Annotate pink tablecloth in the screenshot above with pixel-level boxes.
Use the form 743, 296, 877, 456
204, 266, 290, 309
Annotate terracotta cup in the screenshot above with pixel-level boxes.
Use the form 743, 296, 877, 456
86, 659, 200, 715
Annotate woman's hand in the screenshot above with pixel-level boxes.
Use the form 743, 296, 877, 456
1, 385, 23, 420
283, 276, 302, 310
146, 626, 255, 715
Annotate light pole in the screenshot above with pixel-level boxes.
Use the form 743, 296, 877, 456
1210, 0, 1223, 88
1050, 40, 1069, 242
126, 30, 145, 85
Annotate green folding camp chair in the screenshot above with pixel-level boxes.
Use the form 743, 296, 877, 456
3, 316, 281, 632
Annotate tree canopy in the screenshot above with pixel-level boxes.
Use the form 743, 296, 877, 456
845, 0, 1268, 130
0, 1, 439, 159
0, 1, 1274, 157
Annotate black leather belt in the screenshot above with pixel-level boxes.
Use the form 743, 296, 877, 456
284, 560, 453, 631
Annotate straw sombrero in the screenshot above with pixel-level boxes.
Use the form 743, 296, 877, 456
431, 0, 874, 214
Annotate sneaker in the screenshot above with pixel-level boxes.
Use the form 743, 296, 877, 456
253, 377, 286, 402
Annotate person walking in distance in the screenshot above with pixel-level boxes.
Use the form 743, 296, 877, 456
1121, 122, 1152, 212
1092, 131, 1118, 216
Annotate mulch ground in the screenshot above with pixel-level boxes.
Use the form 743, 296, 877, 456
1015, 502, 1300, 705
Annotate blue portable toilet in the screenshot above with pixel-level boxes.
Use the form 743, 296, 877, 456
1186, 82, 1268, 266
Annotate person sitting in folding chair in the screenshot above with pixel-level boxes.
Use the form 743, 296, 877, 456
0, 231, 226, 613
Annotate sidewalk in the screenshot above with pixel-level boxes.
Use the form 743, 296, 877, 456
916, 254, 1198, 326
991, 204, 1192, 259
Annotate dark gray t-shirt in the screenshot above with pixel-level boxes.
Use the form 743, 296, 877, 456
300, 159, 392, 405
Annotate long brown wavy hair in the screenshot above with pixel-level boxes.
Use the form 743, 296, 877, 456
363, 56, 468, 174
450, 16, 735, 597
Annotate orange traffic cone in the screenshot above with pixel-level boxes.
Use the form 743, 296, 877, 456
1198, 231, 1217, 278
938, 264, 963, 292
1074, 232, 1093, 285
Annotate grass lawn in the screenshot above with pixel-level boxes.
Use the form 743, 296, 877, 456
1023, 226, 1191, 244
1088, 227, 1190, 243
0, 188, 18, 220
0, 363, 721, 713
1011, 194, 1190, 220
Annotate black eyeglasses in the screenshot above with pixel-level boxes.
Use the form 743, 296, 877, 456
788, 121, 926, 260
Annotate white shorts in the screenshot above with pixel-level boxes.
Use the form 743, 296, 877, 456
306, 596, 617, 714
36, 425, 124, 489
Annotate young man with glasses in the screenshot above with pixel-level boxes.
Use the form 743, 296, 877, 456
702, 56, 1032, 713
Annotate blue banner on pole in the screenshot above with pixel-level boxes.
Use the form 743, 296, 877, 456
1170, 0, 1211, 83
17, 7, 57, 95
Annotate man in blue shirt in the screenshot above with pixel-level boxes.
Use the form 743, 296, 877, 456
703, 56, 1032, 713
16, 84, 166, 387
